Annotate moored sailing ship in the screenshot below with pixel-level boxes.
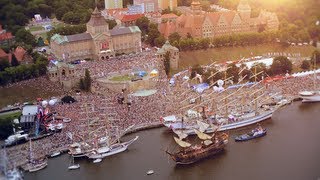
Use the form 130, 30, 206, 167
166, 127, 228, 165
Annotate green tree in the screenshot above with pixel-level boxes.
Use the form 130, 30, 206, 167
37, 37, 45, 47
15, 28, 37, 47
79, 78, 85, 91
0, 117, 14, 139
300, 60, 310, 70
106, 19, 117, 30
55, 7, 69, 20
164, 52, 171, 76
11, 54, 20, 67
311, 50, 320, 64
250, 63, 267, 81
136, 16, 150, 35
0, 58, 10, 71
168, 32, 181, 44
83, 69, 91, 92
226, 64, 240, 83
62, 12, 82, 24
154, 35, 166, 47
147, 23, 161, 46
190, 64, 204, 79
269, 56, 293, 75
38, 3, 53, 18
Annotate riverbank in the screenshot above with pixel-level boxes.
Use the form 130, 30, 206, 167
179, 43, 315, 69
25, 101, 320, 180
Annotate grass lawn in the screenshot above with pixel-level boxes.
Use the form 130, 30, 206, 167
28, 25, 44, 32
179, 43, 316, 70
0, 83, 63, 109
110, 75, 132, 81
0, 111, 21, 120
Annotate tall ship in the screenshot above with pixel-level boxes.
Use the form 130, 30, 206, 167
299, 55, 320, 102
165, 127, 229, 165
165, 74, 281, 136
27, 140, 47, 172
86, 125, 138, 159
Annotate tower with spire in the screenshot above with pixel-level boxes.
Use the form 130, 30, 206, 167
191, 1, 202, 15
237, 0, 251, 20
86, 7, 109, 36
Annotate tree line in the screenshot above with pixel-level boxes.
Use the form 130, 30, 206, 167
165, 30, 279, 51
0, 53, 48, 86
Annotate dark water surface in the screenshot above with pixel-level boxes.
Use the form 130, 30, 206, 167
25, 102, 320, 180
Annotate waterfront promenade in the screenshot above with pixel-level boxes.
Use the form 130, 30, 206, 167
2, 51, 319, 170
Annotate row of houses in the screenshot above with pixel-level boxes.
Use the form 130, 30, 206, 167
159, 0, 279, 39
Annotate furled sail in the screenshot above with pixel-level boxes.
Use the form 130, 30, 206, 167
204, 140, 213, 146
211, 124, 219, 132
194, 129, 212, 140
173, 137, 191, 148
197, 120, 209, 132
173, 130, 188, 139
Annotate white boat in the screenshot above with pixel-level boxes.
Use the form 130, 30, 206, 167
68, 156, 80, 170
50, 151, 61, 158
173, 110, 273, 136
146, 170, 154, 175
299, 55, 320, 103
28, 140, 47, 172
68, 164, 80, 170
87, 136, 139, 159
93, 158, 102, 163
28, 161, 47, 172
161, 115, 181, 128
4, 131, 28, 146
299, 91, 320, 102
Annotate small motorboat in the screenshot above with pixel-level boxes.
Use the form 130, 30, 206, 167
50, 151, 61, 158
93, 158, 102, 163
68, 156, 80, 170
146, 170, 154, 175
68, 164, 80, 170
235, 128, 267, 142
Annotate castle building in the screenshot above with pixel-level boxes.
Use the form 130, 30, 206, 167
156, 40, 179, 70
48, 62, 76, 89
50, 7, 142, 62
159, 0, 279, 39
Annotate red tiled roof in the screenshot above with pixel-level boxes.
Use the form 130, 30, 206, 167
222, 11, 236, 25
14, 46, 26, 61
207, 13, 221, 26
0, 32, 13, 41
159, 22, 176, 38
121, 14, 144, 22
161, 13, 178, 19
0, 48, 8, 58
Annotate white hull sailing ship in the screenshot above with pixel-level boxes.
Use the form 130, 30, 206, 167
86, 136, 139, 159
165, 64, 281, 136
27, 140, 47, 172
299, 54, 320, 103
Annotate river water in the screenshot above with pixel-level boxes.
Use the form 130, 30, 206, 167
25, 102, 320, 180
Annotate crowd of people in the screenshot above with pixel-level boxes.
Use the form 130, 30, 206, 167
3, 50, 320, 170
